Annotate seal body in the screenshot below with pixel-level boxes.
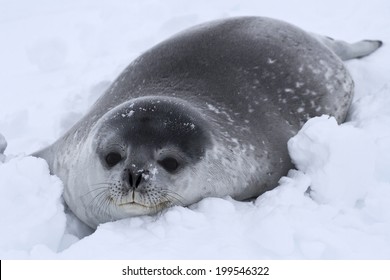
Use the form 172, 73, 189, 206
35, 17, 366, 228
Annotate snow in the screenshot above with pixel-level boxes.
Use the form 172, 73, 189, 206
1, 0, 390, 259
0, 156, 65, 258
289, 116, 376, 208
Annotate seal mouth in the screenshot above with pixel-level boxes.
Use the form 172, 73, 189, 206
118, 201, 146, 207
117, 200, 172, 210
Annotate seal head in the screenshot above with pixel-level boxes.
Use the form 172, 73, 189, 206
65, 97, 213, 227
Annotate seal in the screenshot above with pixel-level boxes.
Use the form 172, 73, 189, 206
33, 16, 382, 228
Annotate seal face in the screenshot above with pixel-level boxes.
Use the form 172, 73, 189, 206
84, 97, 212, 225
33, 17, 380, 228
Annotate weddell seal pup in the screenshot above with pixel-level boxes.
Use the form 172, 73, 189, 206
33, 16, 382, 228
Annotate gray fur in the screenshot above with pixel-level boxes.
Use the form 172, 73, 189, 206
33, 17, 381, 228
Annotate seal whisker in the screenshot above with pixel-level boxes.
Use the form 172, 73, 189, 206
104, 196, 115, 222
86, 188, 111, 217
161, 190, 186, 206
100, 195, 114, 220
81, 185, 110, 197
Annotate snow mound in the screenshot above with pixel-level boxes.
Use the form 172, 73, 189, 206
0, 156, 66, 258
288, 116, 375, 207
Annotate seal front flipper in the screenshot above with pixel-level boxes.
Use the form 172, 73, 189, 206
0, 133, 7, 162
0, 133, 7, 154
312, 34, 383, 60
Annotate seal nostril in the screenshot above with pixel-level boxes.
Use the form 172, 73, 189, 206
135, 174, 143, 188
128, 171, 133, 187
128, 170, 148, 189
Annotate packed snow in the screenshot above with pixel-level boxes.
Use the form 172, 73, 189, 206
1, 0, 390, 259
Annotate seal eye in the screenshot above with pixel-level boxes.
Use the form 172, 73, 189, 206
105, 152, 122, 167
158, 157, 179, 173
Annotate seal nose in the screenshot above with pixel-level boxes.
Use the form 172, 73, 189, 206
128, 169, 149, 189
